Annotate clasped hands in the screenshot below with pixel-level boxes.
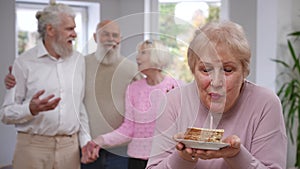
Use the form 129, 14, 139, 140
81, 140, 101, 164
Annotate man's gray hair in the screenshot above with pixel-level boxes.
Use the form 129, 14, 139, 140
35, 3, 75, 39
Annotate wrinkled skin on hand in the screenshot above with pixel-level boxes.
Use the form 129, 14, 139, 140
176, 135, 241, 161
81, 141, 101, 164
29, 90, 61, 116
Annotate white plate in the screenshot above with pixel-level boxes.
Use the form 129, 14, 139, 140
173, 133, 229, 150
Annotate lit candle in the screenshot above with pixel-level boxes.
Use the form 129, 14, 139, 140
210, 114, 213, 129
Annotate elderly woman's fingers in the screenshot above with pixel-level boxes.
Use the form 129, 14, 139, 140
223, 135, 241, 149
175, 142, 185, 151
176, 143, 200, 162
194, 135, 241, 160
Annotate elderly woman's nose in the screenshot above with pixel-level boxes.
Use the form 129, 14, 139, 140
136, 53, 141, 60
210, 72, 224, 87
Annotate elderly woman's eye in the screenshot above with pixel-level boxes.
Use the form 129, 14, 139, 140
224, 67, 233, 72
203, 68, 213, 73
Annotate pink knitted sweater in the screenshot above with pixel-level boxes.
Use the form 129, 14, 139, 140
101, 76, 181, 159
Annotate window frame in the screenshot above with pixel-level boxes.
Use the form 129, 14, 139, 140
15, 0, 99, 56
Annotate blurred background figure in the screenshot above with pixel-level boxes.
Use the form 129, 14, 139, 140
81, 20, 140, 169
0, 3, 90, 169
82, 39, 182, 169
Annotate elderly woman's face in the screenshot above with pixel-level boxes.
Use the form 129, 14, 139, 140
194, 51, 244, 113
136, 45, 152, 73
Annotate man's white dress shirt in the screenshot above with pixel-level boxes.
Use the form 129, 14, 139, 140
0, 40, 91, 146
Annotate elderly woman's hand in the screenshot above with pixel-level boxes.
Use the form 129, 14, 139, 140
176, 135, 241, 161
176, 142, 199, 162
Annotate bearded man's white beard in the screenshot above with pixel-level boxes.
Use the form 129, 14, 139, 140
52, 36, 73, 59
95, 42, 120, 65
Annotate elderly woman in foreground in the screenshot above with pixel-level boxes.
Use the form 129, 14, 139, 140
146, 21, 287, 169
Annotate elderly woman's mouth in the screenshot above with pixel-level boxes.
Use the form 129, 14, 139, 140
209, 93, 223, 100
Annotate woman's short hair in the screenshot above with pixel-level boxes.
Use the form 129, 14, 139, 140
137, 39, 171, 70
187, 20, 251, 77
35, 3, 75, 39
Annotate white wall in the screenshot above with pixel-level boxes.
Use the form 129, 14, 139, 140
119, 0, 145, 60
0, 0, 17, 167
256, 0, 278, 91
95, 0, 145, 60
99, 0, 121, 21
226, 0, 257, 83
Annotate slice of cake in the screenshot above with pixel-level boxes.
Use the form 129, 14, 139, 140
183, 127, 224, 142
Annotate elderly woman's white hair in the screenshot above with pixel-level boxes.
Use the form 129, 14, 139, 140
187, 21, 251, 77
137, 39, 171, 70
35, 3, 75, 39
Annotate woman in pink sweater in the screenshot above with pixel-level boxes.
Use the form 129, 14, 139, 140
146, 21, 287, 169
84, 39, 181, 169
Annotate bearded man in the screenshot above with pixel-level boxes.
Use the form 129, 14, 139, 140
0, 3, 90, 169
3, 19, 140, 169
81, 20, 140, 169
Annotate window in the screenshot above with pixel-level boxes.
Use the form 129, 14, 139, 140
146, 0, 221, 82
16, 0, 99, 56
